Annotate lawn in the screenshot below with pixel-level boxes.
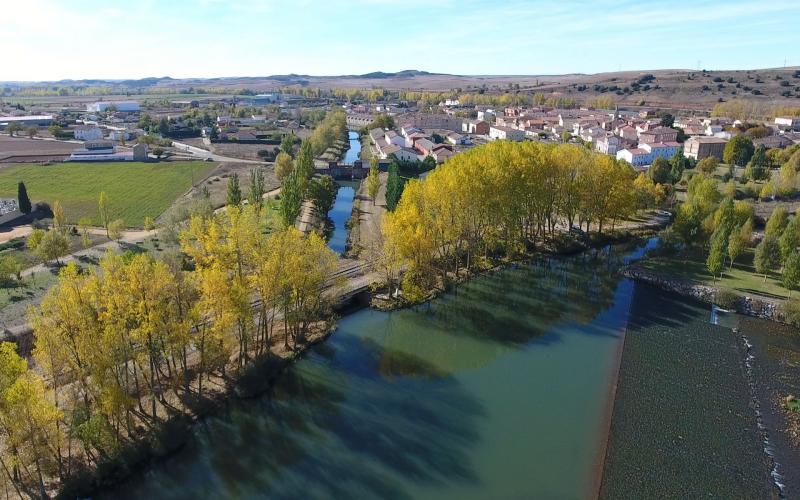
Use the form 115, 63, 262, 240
639, 248, 790, 300
0, 161, 216, 227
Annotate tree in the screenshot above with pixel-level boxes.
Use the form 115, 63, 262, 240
152, 147, 164, 159
746, 144, 769, 180
367, 163, 381, 204
275, 152, 294, 182
98, 191, 110, 238
158, 117, 170, 136
649, 157, 672, 185
52, 200, 66, 233
0, 255, 21, 288
108, 219, 124, 241
668, 149, 689, 182
5, 122, 22, 137
659, 113, 675, 127
27, 228, 45, 251
25, 125, 39, 138
78, 216, 92, 248
783, 251, 800, 296
723, 135, 755, 166
706, 228, 727, 280
385, 163, 404, 211
35, 230, 69, 264
249, 168, 265, 209
295, 140, 315, 181
47, 124, 63, 138
696, 156, 718, 174
143, 216, 156, 232
561, 131, 572, 143
17, 182, 31, 214
754, 235, 781, 282
778, 163, 798, 197
308, 176, 337, 217
280, 133, 295, 157
226, 173, 243, 206
765, 207, 788, 239
279, 171, 303, 227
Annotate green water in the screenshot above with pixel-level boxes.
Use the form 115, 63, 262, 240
107, 245, 655, 500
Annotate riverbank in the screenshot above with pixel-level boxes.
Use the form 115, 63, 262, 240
622, 265, 785, 323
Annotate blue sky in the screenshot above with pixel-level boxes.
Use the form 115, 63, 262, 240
5, 0, 800, 81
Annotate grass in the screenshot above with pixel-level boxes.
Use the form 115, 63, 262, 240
0, 161, 216, 227
639, 248, 790, 300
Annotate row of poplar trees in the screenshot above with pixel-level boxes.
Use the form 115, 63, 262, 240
381, 141, 662, 300
0, 204, 337, 497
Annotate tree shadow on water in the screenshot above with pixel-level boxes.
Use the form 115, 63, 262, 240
106, 334, 484, 500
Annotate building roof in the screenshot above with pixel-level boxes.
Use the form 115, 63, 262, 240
687, 136, 727, 144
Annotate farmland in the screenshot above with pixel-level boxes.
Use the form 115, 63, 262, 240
0, 161, 216, 226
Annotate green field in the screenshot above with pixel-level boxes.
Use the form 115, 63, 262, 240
0, 161, 216, 227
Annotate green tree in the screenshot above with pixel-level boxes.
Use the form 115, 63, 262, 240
308, 175, 337, 217
98, 191, 110, 238
386, 163, 404, 211
295, 140, 315, 181
280, 133, 295, 157
25, 125, 39, 138
723, 135, 755, 166
754, 235, 781, 282
706, 228, 727, 280
17, 181, 31, 214
279, 171, 303, 227
226, 173, 243, 206
783, 251, 800, 296
668, 148, 689, 182
35, 230, 69, 264
780, 216, 800, 262
649, 157, 672, 185
249, 168, 265, 209
746, 144, 769, 180
158, 117, 170, 136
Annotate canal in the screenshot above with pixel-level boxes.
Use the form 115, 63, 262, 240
103, 241, 647, 499
326, 131, 361, 254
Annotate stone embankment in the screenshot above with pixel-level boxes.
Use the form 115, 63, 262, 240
623, 266, 785, 323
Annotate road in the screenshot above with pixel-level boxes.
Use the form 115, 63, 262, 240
171, 140, 264, 164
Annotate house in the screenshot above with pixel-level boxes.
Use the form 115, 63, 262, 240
432, 147, 455, 163
414, 138, 436, 156
775, 116, 800, 131
446, 132, 467, 145
346, 113, 375, 129
405, 132, 427, 148
384, 130, 405, 147
641, 142, 680, 161
463, 120, 490, 135
638, 126, 678, 144
753, 135, 794, 149
616, 125, 638, 142
616, 148, 651, 167
387, 147, 419, 162
477, 110, 496, 122
683, 136, 727, 161
401, 124, 422, 138
489, 126, 525, 142
595, 135, 622, 155
368, 128, 385, 144
74, 125, 104, 141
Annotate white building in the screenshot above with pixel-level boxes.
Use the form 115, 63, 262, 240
775, 116, 800, 131
382, 144, 419, 162
489, 125, 525, 142
595, 135, 623, 155
477, 110, 496, 123
87, 101, 140, 113
616, 148, 651, 167
74, 125, 104, 141
384, 130, 405, 147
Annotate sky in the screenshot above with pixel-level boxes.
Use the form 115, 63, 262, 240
4, 0, 800, 81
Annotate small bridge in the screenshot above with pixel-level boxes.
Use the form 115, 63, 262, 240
315, 160, 369, 180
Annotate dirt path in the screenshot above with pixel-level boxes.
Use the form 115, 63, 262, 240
353, 172, 387, 255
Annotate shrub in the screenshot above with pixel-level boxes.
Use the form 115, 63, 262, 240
714, 288, 739, 309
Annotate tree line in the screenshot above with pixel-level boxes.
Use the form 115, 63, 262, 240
0, 204, 337, 497
380, 141, 661, 300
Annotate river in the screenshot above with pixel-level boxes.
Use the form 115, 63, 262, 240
105, 241, 657, 499
325, 131, 361, 253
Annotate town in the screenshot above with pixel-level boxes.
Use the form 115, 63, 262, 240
1, 1, 800, 499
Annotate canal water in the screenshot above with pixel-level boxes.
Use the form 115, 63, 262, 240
106, 241, 663, 500
326, 131, 361, 253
